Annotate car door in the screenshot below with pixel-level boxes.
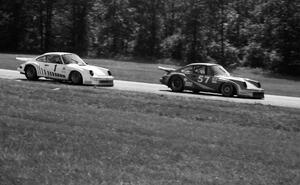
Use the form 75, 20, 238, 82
192, 65, 215, 92
205, 65, 220, 91
45, 55, 67, 79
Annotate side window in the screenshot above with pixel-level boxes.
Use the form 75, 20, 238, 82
180, 66, 193, 74
47, 55, 63, 64
36, 56, 46, 63
194, 65, 206, 75
206, 66, 214, 76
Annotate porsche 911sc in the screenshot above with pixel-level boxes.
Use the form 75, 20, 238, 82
17, 52, 114, 86
159, 63, 264, 99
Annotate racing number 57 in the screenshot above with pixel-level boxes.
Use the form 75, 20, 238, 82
198, 76, 210, 83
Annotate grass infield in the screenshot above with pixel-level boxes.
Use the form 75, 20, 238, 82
0, 79, 300, 184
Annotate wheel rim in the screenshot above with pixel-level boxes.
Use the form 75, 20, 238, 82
224, 86, 231, 93
172, 79, 181, 88
170, 77, 183, 92
222, 84, 233, 96
71, 72, 82, 84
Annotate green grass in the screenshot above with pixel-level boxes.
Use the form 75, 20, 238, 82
1, 53, 299, 97
1, 79, 300, 185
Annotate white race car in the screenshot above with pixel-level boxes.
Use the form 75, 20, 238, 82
17, 52, 114, 86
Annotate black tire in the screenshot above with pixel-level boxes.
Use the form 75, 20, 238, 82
70, 71, 83, 85
221, 83, 234, 97
192, 90, 200, 94
169, 76, 184, 92
25, 65, 38, 81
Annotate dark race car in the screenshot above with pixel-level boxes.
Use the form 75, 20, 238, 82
159, 63, 264, 99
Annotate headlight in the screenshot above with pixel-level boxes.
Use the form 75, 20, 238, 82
243, 82, 247, 88
257, 82, 261, 88
89, 70, 94, 76
108, 71, 112, 76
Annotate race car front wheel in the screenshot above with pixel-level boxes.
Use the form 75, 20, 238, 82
170, 76, 184, 92
221, 83, 234, 97
25, 65, 38, 81
70, 71, 83, 85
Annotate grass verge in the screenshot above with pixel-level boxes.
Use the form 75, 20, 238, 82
1, 79, 300, 185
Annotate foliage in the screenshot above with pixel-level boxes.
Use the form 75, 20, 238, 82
160, 33, 183, 60
243, 43, 268, 68
207, 41, 239, 67
0, 0, 299, 75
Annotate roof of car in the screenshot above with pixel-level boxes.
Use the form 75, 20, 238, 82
187, 63, 218, 66
43, 52, 74, 56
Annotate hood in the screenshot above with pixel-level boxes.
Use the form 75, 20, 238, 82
218, 75, 246, 82
68, 64, 109, 76
218, 75, 261, 89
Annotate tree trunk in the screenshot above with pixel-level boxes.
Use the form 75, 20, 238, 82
44, 0, 53, 51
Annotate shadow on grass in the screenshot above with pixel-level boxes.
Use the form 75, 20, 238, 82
16, 78, 73, 88
159, 89, 264, 100
16, 78, 114, 89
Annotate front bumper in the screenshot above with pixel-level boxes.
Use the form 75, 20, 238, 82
238, 89, 265, 99
84, 76, 114, 86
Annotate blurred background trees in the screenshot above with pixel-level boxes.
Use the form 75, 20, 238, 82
0, 0, 299, 74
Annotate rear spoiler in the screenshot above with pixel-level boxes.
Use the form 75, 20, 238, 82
158, 66, 175, 73
16, 57, 33, 62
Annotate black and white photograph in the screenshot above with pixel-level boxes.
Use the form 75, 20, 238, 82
0, 0, 299, 184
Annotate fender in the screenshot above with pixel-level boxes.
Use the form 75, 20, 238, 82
68, 70, 82, 80
24, 62, 40, 71
167, 73, 185, 87
217, 77, 241, 94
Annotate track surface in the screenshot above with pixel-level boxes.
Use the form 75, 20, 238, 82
1, 69, 300, 109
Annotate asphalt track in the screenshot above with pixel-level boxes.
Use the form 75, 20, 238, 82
0, 68, 300, 109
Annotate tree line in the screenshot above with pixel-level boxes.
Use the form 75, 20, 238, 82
0, 0, 299, 74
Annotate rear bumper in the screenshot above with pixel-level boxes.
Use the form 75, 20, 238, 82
17, 66, 25, 74
160, 76, 169, 86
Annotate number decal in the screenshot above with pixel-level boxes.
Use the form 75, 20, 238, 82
198, 76, 210, 83
204, 76, 210, 83
198, 76, 203, 83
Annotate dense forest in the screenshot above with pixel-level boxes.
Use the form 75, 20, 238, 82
0, 0, 299, 74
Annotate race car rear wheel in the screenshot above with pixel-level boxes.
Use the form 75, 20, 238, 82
70, 71, 83, 85
170, 76, 184, 92
221, 83, 234, 97
25, 65, 38, 81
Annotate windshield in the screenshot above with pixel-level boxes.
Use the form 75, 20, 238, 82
211, 65, 230, 76
62, 54, 86, 66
